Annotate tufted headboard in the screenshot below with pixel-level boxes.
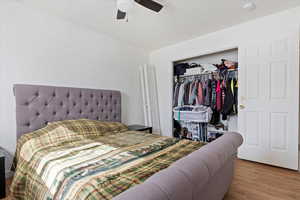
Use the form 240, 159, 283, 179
14, 84, 122, 139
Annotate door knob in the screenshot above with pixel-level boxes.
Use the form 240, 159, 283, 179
239, 104, 246, 110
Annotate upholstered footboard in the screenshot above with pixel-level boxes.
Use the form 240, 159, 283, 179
113, 132, 243, 200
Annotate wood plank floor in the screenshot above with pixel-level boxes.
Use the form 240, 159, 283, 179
3, 159, 300, 200
224, 160, 300, 200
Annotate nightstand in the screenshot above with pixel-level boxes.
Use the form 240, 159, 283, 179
128, 125, 153, 133
0, 153, 5, 199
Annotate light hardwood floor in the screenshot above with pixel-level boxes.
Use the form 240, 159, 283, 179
3, 159, 300, 200
224, 160, 300, 200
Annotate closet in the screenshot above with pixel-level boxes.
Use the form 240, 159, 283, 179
170, 33, 300, 170
172, 49, 239, 142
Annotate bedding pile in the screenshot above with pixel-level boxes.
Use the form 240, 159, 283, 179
11, 119, 205, 200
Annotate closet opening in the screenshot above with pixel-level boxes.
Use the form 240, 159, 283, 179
172, 48, 238, 142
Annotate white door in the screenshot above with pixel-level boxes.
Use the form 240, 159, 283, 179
238, 33, 299, 170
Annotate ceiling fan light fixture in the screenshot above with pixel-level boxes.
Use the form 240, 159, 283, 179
242, 0, 256, 11
116, 0, 163, 20
117, 0, 134, 12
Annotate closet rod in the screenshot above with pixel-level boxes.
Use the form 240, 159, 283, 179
178, 69, 238, 78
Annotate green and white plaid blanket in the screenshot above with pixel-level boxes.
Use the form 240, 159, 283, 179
11, 119, 205, 200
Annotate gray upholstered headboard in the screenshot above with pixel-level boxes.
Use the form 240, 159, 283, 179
14, 84, 121, 139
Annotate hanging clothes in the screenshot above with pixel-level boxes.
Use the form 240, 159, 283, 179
173, 82, 181, 107
210, 80, 217, 110
216, 80, 222, 112
222, 78, 235, 120
233, 79, 238, 114
221, 80, 226, 109
189, 81, 198, 105
197, 81, 203, 105
173, 64, 238, 111
183, 82, 191, 105
173, 60, 238, 141
177, 82, 186, 106
203, 79, 211, 106
188, 81, 195, 105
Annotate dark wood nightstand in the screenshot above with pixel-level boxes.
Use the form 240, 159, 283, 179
128, 125, 153, 133
0, 153, 5, 199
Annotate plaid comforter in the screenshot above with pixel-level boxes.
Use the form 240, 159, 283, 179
11, 119, 205, 200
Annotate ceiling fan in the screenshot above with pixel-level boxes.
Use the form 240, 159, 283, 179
116, 0, 163, 20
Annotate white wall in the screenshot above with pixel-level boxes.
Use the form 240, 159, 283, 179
150, 6, 300, 138
0, 1, 148, 162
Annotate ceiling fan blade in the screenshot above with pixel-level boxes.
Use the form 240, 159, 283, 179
117, 9, 126, 20
134, 0, 163, 12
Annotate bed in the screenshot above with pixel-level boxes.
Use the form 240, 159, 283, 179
11, 84, 243, 200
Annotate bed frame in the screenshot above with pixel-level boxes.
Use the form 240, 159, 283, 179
14, 84, 121, 139
14, 84, 243, 200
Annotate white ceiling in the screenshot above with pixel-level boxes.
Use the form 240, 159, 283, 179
22, 0, 300, 51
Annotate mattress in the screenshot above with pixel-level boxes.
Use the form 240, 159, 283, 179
11, 119, 205, 200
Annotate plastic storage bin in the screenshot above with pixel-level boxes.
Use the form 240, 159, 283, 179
173, 105, 213, 123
